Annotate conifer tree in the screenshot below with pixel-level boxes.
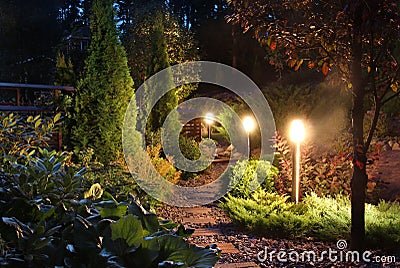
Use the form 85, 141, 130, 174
145, 14, 178, 134
72, 0, 137, 164
54, 53, 75, 148
54, 53, 75, 87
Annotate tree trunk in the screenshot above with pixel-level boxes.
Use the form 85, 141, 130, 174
350, 1, 368, 251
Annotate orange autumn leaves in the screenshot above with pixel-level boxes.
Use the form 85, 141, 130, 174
266, 37, 330, 76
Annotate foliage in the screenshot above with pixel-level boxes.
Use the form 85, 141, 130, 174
143, 13, 179, 134
147, 143, 182, 184
0, 117, 219, 267
1, 175, 219, 267
178, 136, 201, 181
72, 0, 140, 164
227, 0, 400, 248
0, 113, 61, 164
54, 53, 76, 149
228, 159, 278, 199
213, 103, 246, 145
179, 136, 201, 161
83, 162, 157, 208
122, 1, 199, 102
273, 132, 386, 201
54, 53, 76, 87
263, 84, 318, 131
222, 190, 400, 250
273, 132, 353, 197
364, 110, 390, 140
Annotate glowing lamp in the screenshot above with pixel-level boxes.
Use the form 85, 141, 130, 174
242, 116, 255, 133
205, 113, 213, 139
205, 113, 214, 125
289, 120, 305, 143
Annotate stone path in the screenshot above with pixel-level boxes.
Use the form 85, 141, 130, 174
158, 205, 259, 267
183, 206, 257, 267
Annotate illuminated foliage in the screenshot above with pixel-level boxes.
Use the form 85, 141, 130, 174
227, 0, 400, 250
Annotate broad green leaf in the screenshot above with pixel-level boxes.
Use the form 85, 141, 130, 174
157, 235, 187, 258
157, 235, 218, 267
111, 215, 143, 248
99, 204, 127, 219
167, 246, 219, 268
141, 214, 160, 236
127, 237, 160, 267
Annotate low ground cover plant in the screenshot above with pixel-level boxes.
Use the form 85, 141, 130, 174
222, 190, 400, 251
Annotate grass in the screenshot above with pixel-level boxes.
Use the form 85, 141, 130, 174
221, 189, 400, 251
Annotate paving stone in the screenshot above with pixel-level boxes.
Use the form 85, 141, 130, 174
191, 227, 223, 237
215, 262, 259, 268
198, 242, 240, 254
181, 207, 212, 214
182, 217, 216, 225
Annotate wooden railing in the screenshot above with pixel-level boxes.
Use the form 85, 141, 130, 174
0, 82, 75, 150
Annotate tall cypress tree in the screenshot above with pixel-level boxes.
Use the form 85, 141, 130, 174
72, 0, 136, 164
146, 14, 178, 134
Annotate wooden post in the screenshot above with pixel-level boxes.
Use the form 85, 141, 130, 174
16, 88, 21, 106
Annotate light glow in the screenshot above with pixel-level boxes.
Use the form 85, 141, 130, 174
242, 116, 255, 133
289, 120, 305, 143
205, 113, 214, 125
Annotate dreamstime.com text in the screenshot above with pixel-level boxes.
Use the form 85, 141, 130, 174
257, 240, 397, 264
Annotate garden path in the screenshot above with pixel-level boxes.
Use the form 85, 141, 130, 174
158, 204, 260, 267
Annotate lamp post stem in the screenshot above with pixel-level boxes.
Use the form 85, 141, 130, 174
208, 124, 211, 139
247, 134, 250, 155
291, 142, 301, 204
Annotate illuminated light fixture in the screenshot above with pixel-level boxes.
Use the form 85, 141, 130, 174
242, 116, 255, 154
289, 119, 305, 204
289, 119, 305, 143
205, 113, 213, 139
242, 116, 255, 134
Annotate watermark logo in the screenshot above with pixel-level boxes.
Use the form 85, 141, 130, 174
257, 240, 397, 264
336, 239, 347, 250
122, 61, 276, 207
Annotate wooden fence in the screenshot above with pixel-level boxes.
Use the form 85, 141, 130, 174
0, 82, 74, 150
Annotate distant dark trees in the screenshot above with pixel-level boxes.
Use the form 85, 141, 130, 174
0, 0, 274, 86
0, 0, 61, 83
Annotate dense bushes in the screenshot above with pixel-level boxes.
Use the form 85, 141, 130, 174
273, 132, 352, 197
0, 113, 219, 267
222, 190, 400, 250
221, 131, 399, 251
228, 159, 278, 198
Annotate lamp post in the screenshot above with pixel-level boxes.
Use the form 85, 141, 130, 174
242, 116, 255, 154
205, 113, 213, 139
289, 119, 305, 204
